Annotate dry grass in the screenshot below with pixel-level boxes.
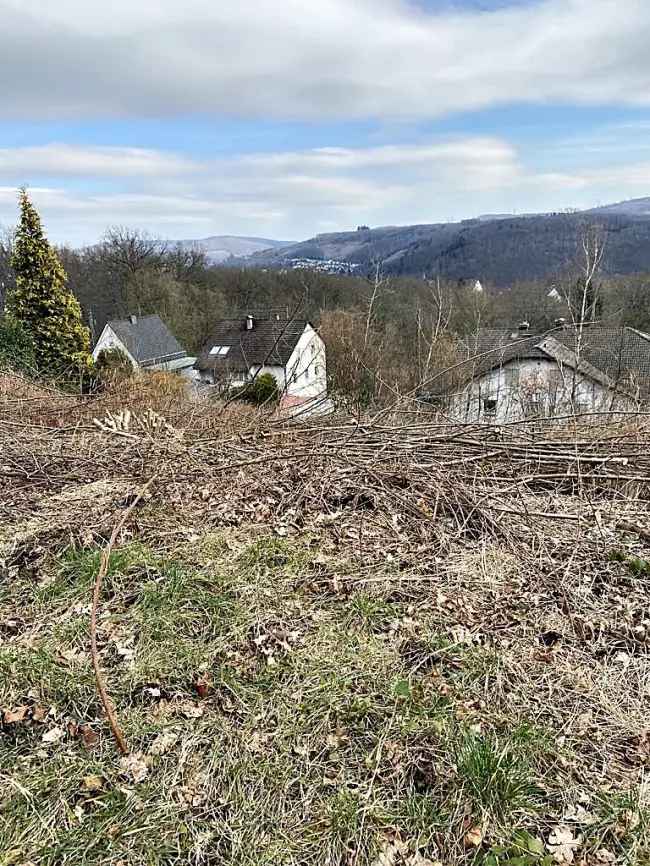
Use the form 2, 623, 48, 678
1, 374, 650, 865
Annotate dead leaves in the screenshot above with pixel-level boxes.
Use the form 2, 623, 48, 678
463, 825, 484, 849
250, 620, 301, 665
619, 728, 650, 767
371, 832, 441, 866
77, 724, 100, 749
41, 725, 65, 745
82, 774, 105, 792
2, 703, 49, 725
66, 719, 101, 749
3, 705, 30, 724
326, 727, 349, 750
119, 752, 149, 783
547, 827, 582, 864
1, 703, 104, 754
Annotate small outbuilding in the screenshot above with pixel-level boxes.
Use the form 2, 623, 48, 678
92, 314, 196, 377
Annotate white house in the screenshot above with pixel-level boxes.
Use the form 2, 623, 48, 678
426, 323, 650, 423
92, 314, 196, 377
195, 315, 328, 412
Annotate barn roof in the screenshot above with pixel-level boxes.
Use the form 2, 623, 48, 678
196, 318, 309, 372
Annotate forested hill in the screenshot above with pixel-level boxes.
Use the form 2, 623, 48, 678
245, 203, 650, 285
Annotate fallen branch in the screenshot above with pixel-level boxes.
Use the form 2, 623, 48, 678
617, 519, 650, 544
90, 477, 157, 755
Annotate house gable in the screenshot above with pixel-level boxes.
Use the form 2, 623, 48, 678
284, 324, 327, 399
92, 325, 138, 367
92, 315, 193, 373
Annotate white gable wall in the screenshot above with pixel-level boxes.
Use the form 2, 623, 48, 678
283, 324, 327, 398
92, 326, 137, 367
93, 324, 196, 377
448, 358, 629, 423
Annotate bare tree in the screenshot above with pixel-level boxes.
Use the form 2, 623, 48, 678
416, 276, 454, 383
559, 221, 607, 409
100, 227, 163, 277
577, 221, 606, 325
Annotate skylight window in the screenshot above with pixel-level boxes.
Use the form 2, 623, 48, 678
209, 345, 230, 356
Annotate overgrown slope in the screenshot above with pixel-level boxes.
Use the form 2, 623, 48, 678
1, 376, 649, 865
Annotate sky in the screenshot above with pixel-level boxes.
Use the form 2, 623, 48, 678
0, 0, 649, 246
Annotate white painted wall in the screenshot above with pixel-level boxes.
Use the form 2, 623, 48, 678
92, 326, 137, 367
248, 364, 287, 389
282, 324, 327, 398
447, 358, 629, 423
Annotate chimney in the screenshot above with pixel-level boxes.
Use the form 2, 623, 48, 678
130, 314, 137, 325
518, 320, 530, 335
246, 315, 254, 331
554, 317, 566, 328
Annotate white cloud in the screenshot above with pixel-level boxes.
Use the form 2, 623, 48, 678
0, 0, 649, 120
1, 135, 649, 245
0, 144, 195, 177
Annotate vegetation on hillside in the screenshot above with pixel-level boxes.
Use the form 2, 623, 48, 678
246, 211, 650, 286
1, 210, 650, 405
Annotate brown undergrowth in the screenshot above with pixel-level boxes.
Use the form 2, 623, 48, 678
1, 372, 649, 865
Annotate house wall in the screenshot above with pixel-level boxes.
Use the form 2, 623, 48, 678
447, 358, 628, 423
283, 325, 327, 399
197, 369, 246, 388
92, 326, 137, 367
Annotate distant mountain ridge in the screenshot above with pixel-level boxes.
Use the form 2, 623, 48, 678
171, 235, 292, 264
241, 197, 650, 285
585, 196, 650, 217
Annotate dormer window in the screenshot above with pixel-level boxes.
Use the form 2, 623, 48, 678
209, 345, 230, 356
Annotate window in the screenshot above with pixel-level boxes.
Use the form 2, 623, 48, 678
209, 345, 230, 356
311, 344, 317, 356
314, 364, 320, 376
483, 398, 497, 415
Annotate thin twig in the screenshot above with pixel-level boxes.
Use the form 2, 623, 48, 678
90, 476, 157, 755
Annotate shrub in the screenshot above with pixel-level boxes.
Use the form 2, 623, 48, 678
0, 316, 36, 373
234, 372, 279, 405
95, 346, 133, 384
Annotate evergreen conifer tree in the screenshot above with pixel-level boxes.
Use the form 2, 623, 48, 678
6, 189, 92, 376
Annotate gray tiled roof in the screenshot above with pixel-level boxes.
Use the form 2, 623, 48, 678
432, 325, 650, 396
196, 318, 308, 372
107, 315, 187, 366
